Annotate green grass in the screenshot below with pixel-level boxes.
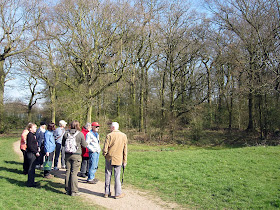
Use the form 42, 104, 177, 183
124, 144, 280, 209
1, 136, 280, 209
0, 137, 102, 209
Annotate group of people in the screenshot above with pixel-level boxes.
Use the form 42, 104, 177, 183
20, 120, 128, 199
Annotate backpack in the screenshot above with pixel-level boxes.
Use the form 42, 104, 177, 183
65, 131, 79, 153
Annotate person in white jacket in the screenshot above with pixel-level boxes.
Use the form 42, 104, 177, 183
86, 122, 101, 184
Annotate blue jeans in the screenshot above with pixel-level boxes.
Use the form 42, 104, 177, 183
54, 143, 66, 168
87, 152, 100, 181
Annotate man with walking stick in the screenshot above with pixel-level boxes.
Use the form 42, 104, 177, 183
102, 122, 127, 199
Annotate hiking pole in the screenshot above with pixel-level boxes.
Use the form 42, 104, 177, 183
121, 165, 125, 185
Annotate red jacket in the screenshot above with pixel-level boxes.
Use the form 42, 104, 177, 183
81, 127, 89, 157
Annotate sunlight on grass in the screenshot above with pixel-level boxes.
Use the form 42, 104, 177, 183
126, 144, 280, 209
0, 137, 102, 210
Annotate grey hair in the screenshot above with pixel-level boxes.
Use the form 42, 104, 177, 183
85, 122, 91, 129
111, 122, 119, 130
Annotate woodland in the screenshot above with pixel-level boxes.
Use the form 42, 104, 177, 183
1, 0, 279, 145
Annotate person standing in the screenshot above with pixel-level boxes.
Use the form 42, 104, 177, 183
35, 121, 46, 169
86, 122, 101, 184
62, 120, 87, 196
53, 120, 67, 170
26, 123, 40, 187
44, 122, 56, 179
20, 123, 32, 175
79, 122, 91, 178
102, 122, 127, 199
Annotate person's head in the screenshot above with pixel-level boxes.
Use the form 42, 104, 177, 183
84, 122, 92, 131
25, 122, 33, 130
29, 123, 37, 133
70, 120, 81, 131
47, 122, 56, 131
40, 121, 46, 129
92, 122, 100, 133
59, 120, 67, 128
110, 122, 119, 132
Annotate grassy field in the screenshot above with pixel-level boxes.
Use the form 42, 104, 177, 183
122, 144, 280, 209
1, 136, 279, 209
0, 136, 103, 210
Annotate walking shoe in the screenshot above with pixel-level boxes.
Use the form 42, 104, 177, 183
78, 173, 87, 178
87, 179, 98, 184
64, 191, 71, 195
27, 182, 39, 188
104, 193, 111, 198
44, 174, 54, 179
61, 166, 66, 169
115, 193, 125, 199
53, 167, 59, 171
71, 192, 81, 196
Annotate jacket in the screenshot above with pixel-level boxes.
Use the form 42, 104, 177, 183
81, 127, 90, 157
102, 130, 127, 166
44, 130, 56, 153
20, 129, 29, 151
86, 131, 101, 153
35, 127, 45, 147
53, 127, 65, 144
26, 132, 38, 154
62, 129, 87, 155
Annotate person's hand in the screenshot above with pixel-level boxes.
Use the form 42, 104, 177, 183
123, 162, 127, 169
46, 152, 49, 156
36, 152, 40, 157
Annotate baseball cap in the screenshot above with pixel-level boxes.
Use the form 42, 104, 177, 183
92, 122, 100, 127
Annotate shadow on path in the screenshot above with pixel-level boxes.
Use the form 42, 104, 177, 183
79, 187, 105, 197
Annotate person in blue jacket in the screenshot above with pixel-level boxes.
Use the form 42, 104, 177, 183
44, 122, 56, 179
35, 121, 46, 169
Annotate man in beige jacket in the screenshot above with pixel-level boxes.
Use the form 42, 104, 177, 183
102, 122, 127, 199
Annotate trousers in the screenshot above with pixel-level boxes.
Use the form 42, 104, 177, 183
65, 153, 81, 193
54, 143, 65, 168
105, 159, 122, 196
88, 152, 100, 180
26, 152, 36, 186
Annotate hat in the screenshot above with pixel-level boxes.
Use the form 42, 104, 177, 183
59, 120, 67, 126
92, 122, 100, 127
40, 121, 46, 126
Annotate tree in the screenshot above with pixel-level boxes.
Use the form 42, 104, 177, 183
54, 0, 130, 123
0, 0, 44, 131
207, 0, 280, 134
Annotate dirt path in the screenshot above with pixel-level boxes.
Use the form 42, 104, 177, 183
13, 140, 181, 210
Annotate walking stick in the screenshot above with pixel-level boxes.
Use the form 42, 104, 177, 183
121, 165, 125, 185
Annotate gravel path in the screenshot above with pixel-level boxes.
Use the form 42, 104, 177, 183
13, 140, 181, 210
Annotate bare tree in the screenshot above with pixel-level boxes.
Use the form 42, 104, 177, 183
54, 0, 130, 123
0, 0, 44, 130
207, 0, 279, 133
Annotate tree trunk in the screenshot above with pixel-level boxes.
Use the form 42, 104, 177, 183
258, 94, 263, 139
0, 60, 5, 131
86, 89, 92, 123
144, 67, 148, 133
116, 82, 120, 117
139, 67, 144, 132
49, 86, 56, 123
247, 91, 254, 130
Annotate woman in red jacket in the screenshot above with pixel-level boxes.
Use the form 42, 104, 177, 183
20, 123, 33, 175
79, 122, 91, 178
